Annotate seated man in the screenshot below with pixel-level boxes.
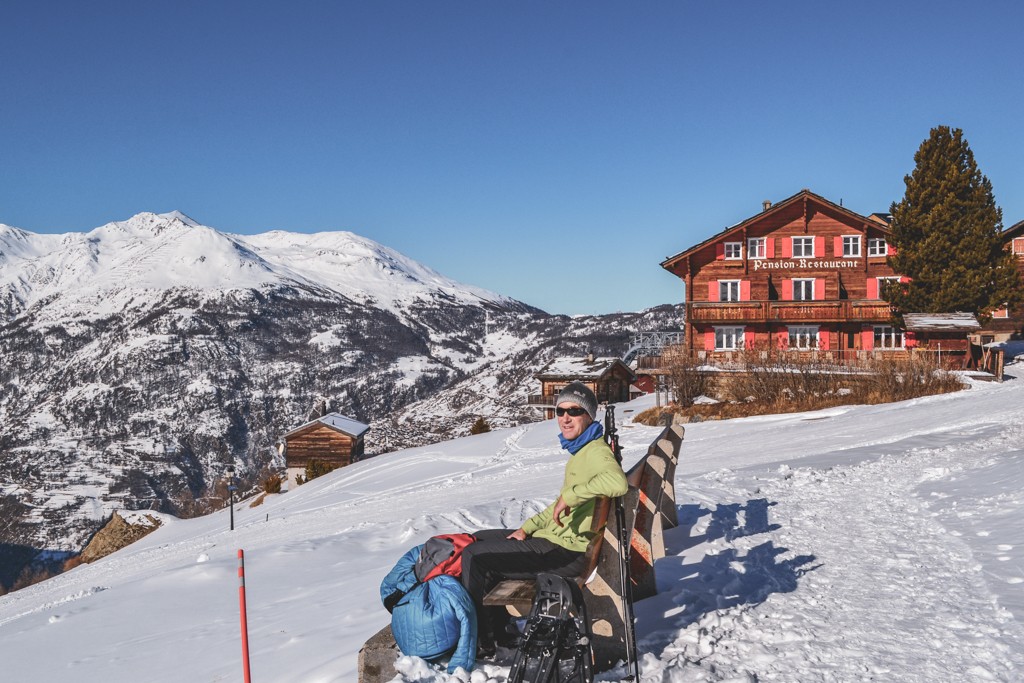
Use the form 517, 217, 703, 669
460, 381, 628, 652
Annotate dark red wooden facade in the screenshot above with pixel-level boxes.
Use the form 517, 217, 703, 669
661, 190, 908, 358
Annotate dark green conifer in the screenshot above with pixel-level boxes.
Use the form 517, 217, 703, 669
887, 126, 1022, 319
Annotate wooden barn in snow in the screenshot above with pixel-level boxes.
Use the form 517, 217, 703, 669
283, 412, 370, 488
527, 354, 637, 419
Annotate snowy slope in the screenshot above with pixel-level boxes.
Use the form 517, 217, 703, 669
2, 364, 1023, 682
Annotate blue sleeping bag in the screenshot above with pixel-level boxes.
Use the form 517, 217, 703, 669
380, 544, 478, 673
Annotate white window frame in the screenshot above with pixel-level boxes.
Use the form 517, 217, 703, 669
747, 237, 766, 259
719, 280, 741, 302
714, 326, 744, 351
874, 325, 905, 349
792, 278, 815, 301
1013, 238, 1024, 256
991, 304, 1010, 319
792, 236, 814, 258
788, 326, 819, 350
724, 242, 743, 260
876, 276, 900, 299
842, 235, 861, 257
868, 238, 888, 257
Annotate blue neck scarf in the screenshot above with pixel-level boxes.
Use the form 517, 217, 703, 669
558, 421, 604, 455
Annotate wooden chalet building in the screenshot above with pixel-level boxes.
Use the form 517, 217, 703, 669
977, 219, 1024, 343
528, 355, 637, 419
661, 190, 906, 359
283, 412, 370, 488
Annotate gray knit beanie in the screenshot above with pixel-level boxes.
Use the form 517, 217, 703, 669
555, 381, 598, 420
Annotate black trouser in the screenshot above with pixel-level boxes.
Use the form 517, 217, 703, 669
462, 529, 587, 644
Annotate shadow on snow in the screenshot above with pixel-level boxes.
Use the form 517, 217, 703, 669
636, 499, 821, 652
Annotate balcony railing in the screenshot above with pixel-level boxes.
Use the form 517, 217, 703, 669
688, 300, 895, 323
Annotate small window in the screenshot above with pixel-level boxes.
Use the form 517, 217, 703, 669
876, 276, 900, 299
874, 325, 904, 349
748, 237, 766, 259
991, 304, 1009, 319
788, 326, 819, 350
868, 238, 888, 257
724, 242, 743, 260
715, 327, 744, 351
792, 236, 814, 258
842, 235, 861, 257
1014, 238, 1024, 256
719, 280, 741, 302
793, 278, 815, 301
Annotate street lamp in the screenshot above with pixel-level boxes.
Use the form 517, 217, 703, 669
227, 464, 237, 531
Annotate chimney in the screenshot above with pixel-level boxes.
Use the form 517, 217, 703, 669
762, 200, 772, 212
585, 350, 594, 363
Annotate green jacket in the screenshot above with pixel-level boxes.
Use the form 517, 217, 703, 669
521, 437, 629, 552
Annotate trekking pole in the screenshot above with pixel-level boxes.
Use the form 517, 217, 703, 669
238, 549, 252, 683
604, 406, 640, 681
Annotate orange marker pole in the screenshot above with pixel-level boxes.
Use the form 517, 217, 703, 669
238, 549, 252, 683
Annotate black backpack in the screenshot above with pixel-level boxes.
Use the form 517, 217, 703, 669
507, 573, 594, 683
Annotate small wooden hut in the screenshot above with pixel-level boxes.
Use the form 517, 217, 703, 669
527, 354, 637, 419
283, 413, 370, 488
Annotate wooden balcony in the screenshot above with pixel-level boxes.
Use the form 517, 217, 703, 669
688, 300, 895, 324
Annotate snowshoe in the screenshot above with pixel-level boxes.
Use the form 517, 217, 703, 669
507, 573, 594, 683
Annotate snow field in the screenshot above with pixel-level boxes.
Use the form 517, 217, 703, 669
1, 364, 1023, 682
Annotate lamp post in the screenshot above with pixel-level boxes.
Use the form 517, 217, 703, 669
227, 464, 237, 531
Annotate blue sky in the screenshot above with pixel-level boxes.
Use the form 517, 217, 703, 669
2, 1, 1021, 315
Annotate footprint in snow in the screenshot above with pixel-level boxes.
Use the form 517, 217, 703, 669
1007, 577, 1024, 584
976, 530, 991, 537
997, 544, 1013, 551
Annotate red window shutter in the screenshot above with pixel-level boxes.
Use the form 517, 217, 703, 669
740, 280, 751, 301
819, 330, 830, 351
708, 281, 719, 302
866, 278, 878, 299
782, 279, 793, 300
705, 330, 715, 351
745, 327, 756, 349
862, 328, 874, 351
715, 243, 725, 260
899, 275, 911, 284
776, 330, 788, 349
834, 236, 843, 257
814, 279, 825, 301
765, 237, 775, 258
887, 243, 897, 256
781, 238, 792, 258
814, 236, 824, 258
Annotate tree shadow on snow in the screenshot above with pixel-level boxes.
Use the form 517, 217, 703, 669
637, 499, 821, 645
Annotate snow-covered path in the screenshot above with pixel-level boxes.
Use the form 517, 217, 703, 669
637, 416, 1024, 682
1, 361, 1023, 682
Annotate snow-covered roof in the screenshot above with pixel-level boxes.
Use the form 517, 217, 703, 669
285, 412, 370, 439
903, 312, 981, 331
535, 356, 633, 380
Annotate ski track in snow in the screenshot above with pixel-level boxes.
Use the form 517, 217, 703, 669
638, 419, 1024, 682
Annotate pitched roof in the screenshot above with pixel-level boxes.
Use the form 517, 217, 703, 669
535, 356, 636, 382
661, 189, 891, 271
284, 412, 370, 439
903, 313, 981, 332
1003, 219, 1024, 240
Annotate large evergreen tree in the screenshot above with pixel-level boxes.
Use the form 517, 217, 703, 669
887, 126, 1022, 319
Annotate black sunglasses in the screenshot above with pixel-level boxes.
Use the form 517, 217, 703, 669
556, 406, 588, 417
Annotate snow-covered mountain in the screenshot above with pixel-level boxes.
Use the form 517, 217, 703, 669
1, 368, 1022, 682
0, 211, 683, 590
